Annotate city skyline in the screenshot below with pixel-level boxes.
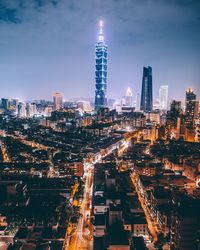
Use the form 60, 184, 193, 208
0, 1, 200, 250
0, 0, 200, 101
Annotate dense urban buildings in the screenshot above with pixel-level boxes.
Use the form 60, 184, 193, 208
0, 86, 199, 249
95, 21, 108, 110
140, 66, 153, 112
0, 3, 200, 249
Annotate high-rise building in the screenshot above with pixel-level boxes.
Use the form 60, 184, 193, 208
166, 100, 183, 139
1, 98, 9, 110
26, 103, 37, 117
140, 66, 153, 112
124, 87, 133, 107
18, 103, 26, 117
77, 100, 92, 112
136, 93, 140, 111
95, 20, 107, 110
53, 93, 63, 111
159, 85, 168, 110
185, 88, 198, 128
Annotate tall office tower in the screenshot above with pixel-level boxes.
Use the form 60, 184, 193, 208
185, 88, 198, 128
159, 85, 168, 110
53, 92, 63, 110
124, 87, 133, 106
140, 66, 153, 112
95, 20, 107, 110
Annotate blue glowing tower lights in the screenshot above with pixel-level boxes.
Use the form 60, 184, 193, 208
95, 20, 108, 110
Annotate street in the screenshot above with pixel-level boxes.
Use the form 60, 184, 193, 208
65, 165, 93, 250
130, 172, 160, 242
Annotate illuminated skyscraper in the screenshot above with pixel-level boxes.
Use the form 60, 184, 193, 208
185, 88, 198, 128
159, 85, 168, 110
95, 20, 107, 110
53, 92, 63, 110
140, 66, 153, 112
124, 87, 133, 106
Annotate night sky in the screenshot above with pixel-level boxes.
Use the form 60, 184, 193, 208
0, 0, 200, 102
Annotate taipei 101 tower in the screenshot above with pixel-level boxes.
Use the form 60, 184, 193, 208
95, 20, 108, 110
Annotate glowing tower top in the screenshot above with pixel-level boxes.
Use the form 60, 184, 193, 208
98, 20, 104, 42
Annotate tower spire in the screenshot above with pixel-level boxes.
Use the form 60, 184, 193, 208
98, 20, 104, 42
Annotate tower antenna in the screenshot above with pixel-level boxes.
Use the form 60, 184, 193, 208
98, 20, 104, 42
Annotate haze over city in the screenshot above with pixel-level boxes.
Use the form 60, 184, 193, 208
0, 0, 200, 101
